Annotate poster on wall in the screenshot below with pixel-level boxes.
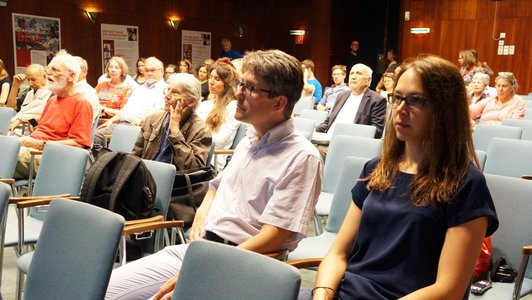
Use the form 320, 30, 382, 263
12, 13, 60, 74
101, 24, 139, 74
181, 30, 212, 67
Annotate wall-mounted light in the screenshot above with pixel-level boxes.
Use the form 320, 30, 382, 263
289, 30, 306, 36
290, 29, 306, 44
169, 19, 180, 30
85, 10, 99, 23
238, 26, 244, 37
410, 27, 430, 34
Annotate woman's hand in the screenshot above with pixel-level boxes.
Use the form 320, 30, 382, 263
151, 275, 178, 300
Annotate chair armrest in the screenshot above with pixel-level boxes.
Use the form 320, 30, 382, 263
9, 193, 72, 204
29, 149, 43, 156
213, 149, 235, 155
124, 215, 164, 227
523, 245, 532, 255
123, 220, 184, 235
16, 196, 79, 209
285, 258, 323, 269
0, 178, 15, 185
263, 249, 289, 260
521, 175, 532, 180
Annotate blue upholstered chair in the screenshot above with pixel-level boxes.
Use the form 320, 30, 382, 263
314, 135, 382, 234
21, 199, 125, 300
331, 122, 377, 139
293, 117, 316, 141
502, 119, 532, 141
289, 157, 369, 262
0, 107, 16, 136
0, 183, 12, 289
475, 149, 487, 172
473, 124, 522, 151
171, 240, 301, 300
292, 98, 314, 116
469, 174, 532, 299
483, 138, 532, 178
299, 109, 328, 125
0, 136, 21, 179
108, 124, 141, 153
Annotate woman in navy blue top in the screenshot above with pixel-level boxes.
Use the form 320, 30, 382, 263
310, 55, 498, 300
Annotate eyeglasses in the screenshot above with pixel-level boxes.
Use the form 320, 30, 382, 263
145, 68, 162, 73
238, 82, 272, 97
387, 92, 427, 109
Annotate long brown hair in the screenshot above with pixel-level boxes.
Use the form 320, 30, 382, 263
367, 55, 478, 207
0, 59, 8, 80
205, 58, 239, 132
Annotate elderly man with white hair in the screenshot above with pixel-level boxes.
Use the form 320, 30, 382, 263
132, 73, 211, 170
74, 56, 100, 123
93, 56, 167, 153
13, 50, 94, 179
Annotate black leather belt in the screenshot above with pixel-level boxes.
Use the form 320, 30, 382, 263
204, 231, 238, 246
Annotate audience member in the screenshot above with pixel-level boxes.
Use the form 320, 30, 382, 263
197, 63, 210, 100
468, 72, 490, 104
74, 56, 100, 122
458, 49, 477, 86
384, 49, 398, 72
301, 59, 323, 102
133, 57, 147, 85
344, 39, 368, 79
7, 64, 52, 131
178, 59, 193, 75
316, 63, 386, 139
13, 50, 93, 179
96, 56, 134, 118
219, 38, 243, 60
93, 56, 167, 153
132, 73, 211, 170
316, 65, 350, 112
105, 49, 323, 300
380, 72, 396, 119
301, 55, 498, 300
0, 58, 12, 106
469, 72, 525, 125
196, 58, 241, 171
470, 49, 494, 77
164, 64, 177, 81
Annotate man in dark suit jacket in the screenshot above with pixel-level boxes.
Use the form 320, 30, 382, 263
316, 63, 386, 138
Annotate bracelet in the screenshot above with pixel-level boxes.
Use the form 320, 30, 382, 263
311, 286, 336, 296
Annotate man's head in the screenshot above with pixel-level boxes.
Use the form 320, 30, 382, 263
350, 40, 360, 53
74, 56, 88, 81
46, 50, 80, 96
331, 65, 347, 86
301, 59, 315, 73
143, 57, 164, 85
348, 63, 372, 94
237, 50, 303, 129
221, 38, 232, 52
164, 73, 201, 112
164, 64, 177, 81
25, 64, 47, 91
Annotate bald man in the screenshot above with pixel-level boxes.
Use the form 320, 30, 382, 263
7, 64, 53, 132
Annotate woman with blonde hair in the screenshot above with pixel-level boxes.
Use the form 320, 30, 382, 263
304, 55, 498, 300
96, 56, 134, 117
196, 58, 241, 170
0, 59, 12, 106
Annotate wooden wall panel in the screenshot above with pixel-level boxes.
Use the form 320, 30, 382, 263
400, 0, 531, 93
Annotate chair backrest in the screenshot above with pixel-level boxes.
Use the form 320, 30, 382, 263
90, 111, 101, 146
0, 107, 16, 136
140, 159, 176, 253
293, 117, 316, 141
484, 138, 532, 178
332, 122, 377, 139
172, 240, 301, 300
31, 144, 89, 219
108, 124, 141, 153
501, 119, 532, 140
475, 149, 487, 172
299, 109, 328, 125
24, 199, 125, 300
230, 123, 248, 150
485, 174, 532, 279
326, 156, 370, 233
473, 124, 522, 151
323, 135, 382, 193
292, 97, 314, 115
0, 136, 21, 178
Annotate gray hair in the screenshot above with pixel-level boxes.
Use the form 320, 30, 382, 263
351, 63, 373, 86
496, 72, 518, 94
167, 73, 201, 109
144, 57, 164, 70
74, 56, 88, 71
52, 50, 81, 80
472, 72, 490, 87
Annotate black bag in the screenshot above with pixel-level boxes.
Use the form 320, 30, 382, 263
80, 151, 157, 221
169, 167, 214, 226
491, 257, 517, 283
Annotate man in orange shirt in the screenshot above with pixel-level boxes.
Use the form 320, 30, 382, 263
13, 50, 93, 179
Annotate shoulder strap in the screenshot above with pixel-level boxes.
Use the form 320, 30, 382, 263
108, 153, 142, 211
80, 151, 119, 203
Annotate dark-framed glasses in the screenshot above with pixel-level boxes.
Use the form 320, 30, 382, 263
387, 92, 427, 109
238, 82, 272, 97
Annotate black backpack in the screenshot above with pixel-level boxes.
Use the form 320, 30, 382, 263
80, 151, 157, 221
